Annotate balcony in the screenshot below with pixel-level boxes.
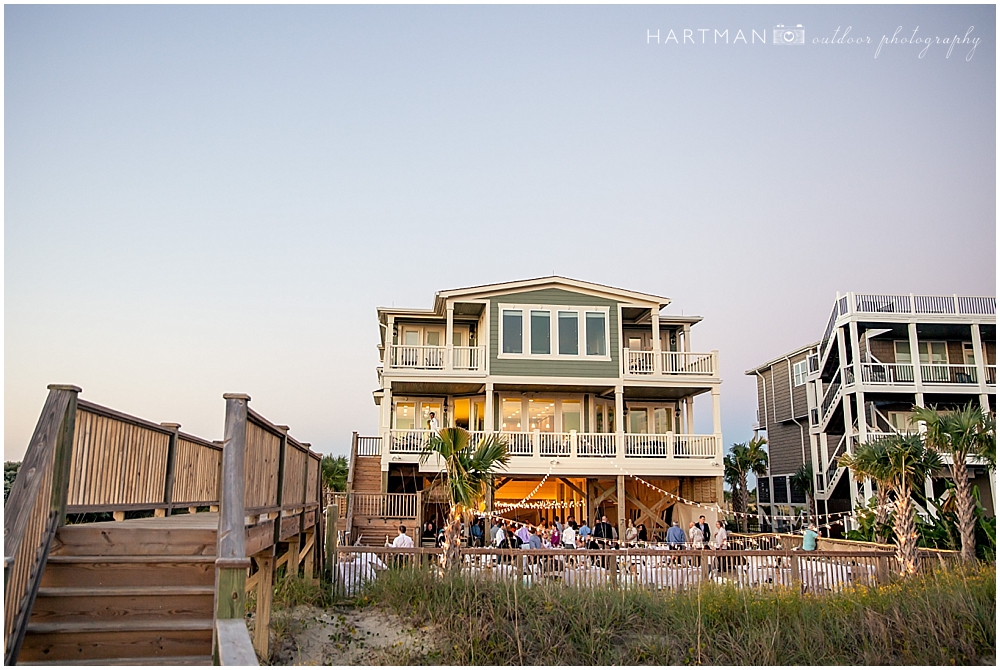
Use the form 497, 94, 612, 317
855, 363, 988, 386
385, 344, 486, 375
622, 350, 718, 378
386, 428, 720, 461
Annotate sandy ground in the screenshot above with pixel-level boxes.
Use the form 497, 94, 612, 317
263, 605, 436, 665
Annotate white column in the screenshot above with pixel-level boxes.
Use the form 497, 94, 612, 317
970, 322, 989, 404
614, 386, 625, 458
851, 322, 872, 501
711, 386, 722, 438
484, 382, 494, 433
651, 308, 662, 375
385, 315, 395, 368
445, 306, 454, 371
682, 324, 691, 352
685, 398, 695, 435
381, 383, 393, 473
908, 322, 924, 389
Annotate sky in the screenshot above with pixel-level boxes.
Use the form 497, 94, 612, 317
4, 4, 996, 461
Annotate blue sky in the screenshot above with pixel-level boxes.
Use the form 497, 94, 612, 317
5, 4, 995, 459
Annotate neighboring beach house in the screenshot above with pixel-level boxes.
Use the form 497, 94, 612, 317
347, 277, 724, 544
748, 292, 996, 529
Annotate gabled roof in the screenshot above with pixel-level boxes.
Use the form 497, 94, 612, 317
745, 342, 820, 375
433, 276, 671, 312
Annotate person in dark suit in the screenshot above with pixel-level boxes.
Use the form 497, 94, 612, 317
695, 516, 712, 545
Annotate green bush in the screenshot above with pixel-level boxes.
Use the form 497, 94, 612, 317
360, 564, 995, 665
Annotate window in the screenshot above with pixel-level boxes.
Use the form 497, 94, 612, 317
793, 360, 809, 387
629, 410, 648, 434
425, 330, 441, 346
394, 402, 415, 430
586, 312, 607, 356
894, 341, 911, 364
895, 340, 948, 365
653, 407, 671, 434
501, 399, 522, 431
963, 342, 977, 366
562, 401, 581, 432
498, 303, 610, 359
528, 399, 555, 432
558, 312, 579, 355
421, 403, 441, 429
502, 310, 523, 354
530, 311, 551, 355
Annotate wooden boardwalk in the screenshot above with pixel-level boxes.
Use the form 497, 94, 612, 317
5, 387, 326, 666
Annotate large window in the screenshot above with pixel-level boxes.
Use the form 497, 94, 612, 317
502, 310, 523, 354
501, 399, 522, 431
530, 311, 551, 354
528, 399, 555, 432
558, 311, 579, 355
586, 312, 607, 356
498, 303, 610, 360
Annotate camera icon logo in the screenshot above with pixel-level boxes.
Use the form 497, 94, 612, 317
773, 24, 805, 45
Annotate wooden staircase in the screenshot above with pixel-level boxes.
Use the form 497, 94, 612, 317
351, 456, 383, 493
18, 516, 218, 666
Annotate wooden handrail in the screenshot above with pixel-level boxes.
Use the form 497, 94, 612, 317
4, 385, 80, 664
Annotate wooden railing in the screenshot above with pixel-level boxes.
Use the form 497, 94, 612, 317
4, 386, 322, 665
622, 349, 718, 377
4, 385, 79, 665
330, 546, 898, 596
356, 435, 382, 457
352, 493, 418, 518
62, 401, 223, 514
216, 394, 322, 664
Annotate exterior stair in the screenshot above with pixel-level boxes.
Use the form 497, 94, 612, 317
18, 519, 217, 666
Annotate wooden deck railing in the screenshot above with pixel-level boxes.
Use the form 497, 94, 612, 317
4, 385, 79, 665
4, 385, 323, 665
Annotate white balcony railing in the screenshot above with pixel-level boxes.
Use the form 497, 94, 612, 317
576, 432, 617, 457
623, 349, 717, 377
387, 428, 433, 454
387, 429, 720, 460
623, 433, 719, 459
386, 345, 486, 373
860, 363, 915, 385
920, 364, 979, 384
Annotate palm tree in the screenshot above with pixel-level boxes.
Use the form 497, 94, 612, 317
725, 437, 769, 533
789, 462, 816, 524
420, 427, 509, 569
882, 434, 943, 575
839, 439, 894, 544
321, 455, 349, 492
914, 403, 995, 562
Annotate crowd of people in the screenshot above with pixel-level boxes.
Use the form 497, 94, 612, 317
411, 513, 735, 551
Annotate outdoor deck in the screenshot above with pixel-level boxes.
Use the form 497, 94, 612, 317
4, 387, 326, 666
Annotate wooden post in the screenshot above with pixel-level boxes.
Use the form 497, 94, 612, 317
286, 534, 300, 579
789, 551, 801, 591
272, 426, 289, 546
252, 548, 274, 659
302, 528, 316, 585
701, 552, 711, 581
609, 551, 619, 588
325, 504, 338, 579
160, 422, 181, 517
214, 393, 252, 661
616, 475, 626, 543
415, 491, 423, 543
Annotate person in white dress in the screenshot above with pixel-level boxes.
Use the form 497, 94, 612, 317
688, 522, 703, 549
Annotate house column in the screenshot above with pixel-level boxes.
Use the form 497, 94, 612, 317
445, 305, 454, 371
485, 382, 495, 433
849, 321, 872, 502
614, 385, 625, 458
907, 322, 924, 389
711, 387, 722, 437
970, 322, 990, 410
685, 397, 694, 435
682, 324, 691, 352
651, 308, 662, 375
